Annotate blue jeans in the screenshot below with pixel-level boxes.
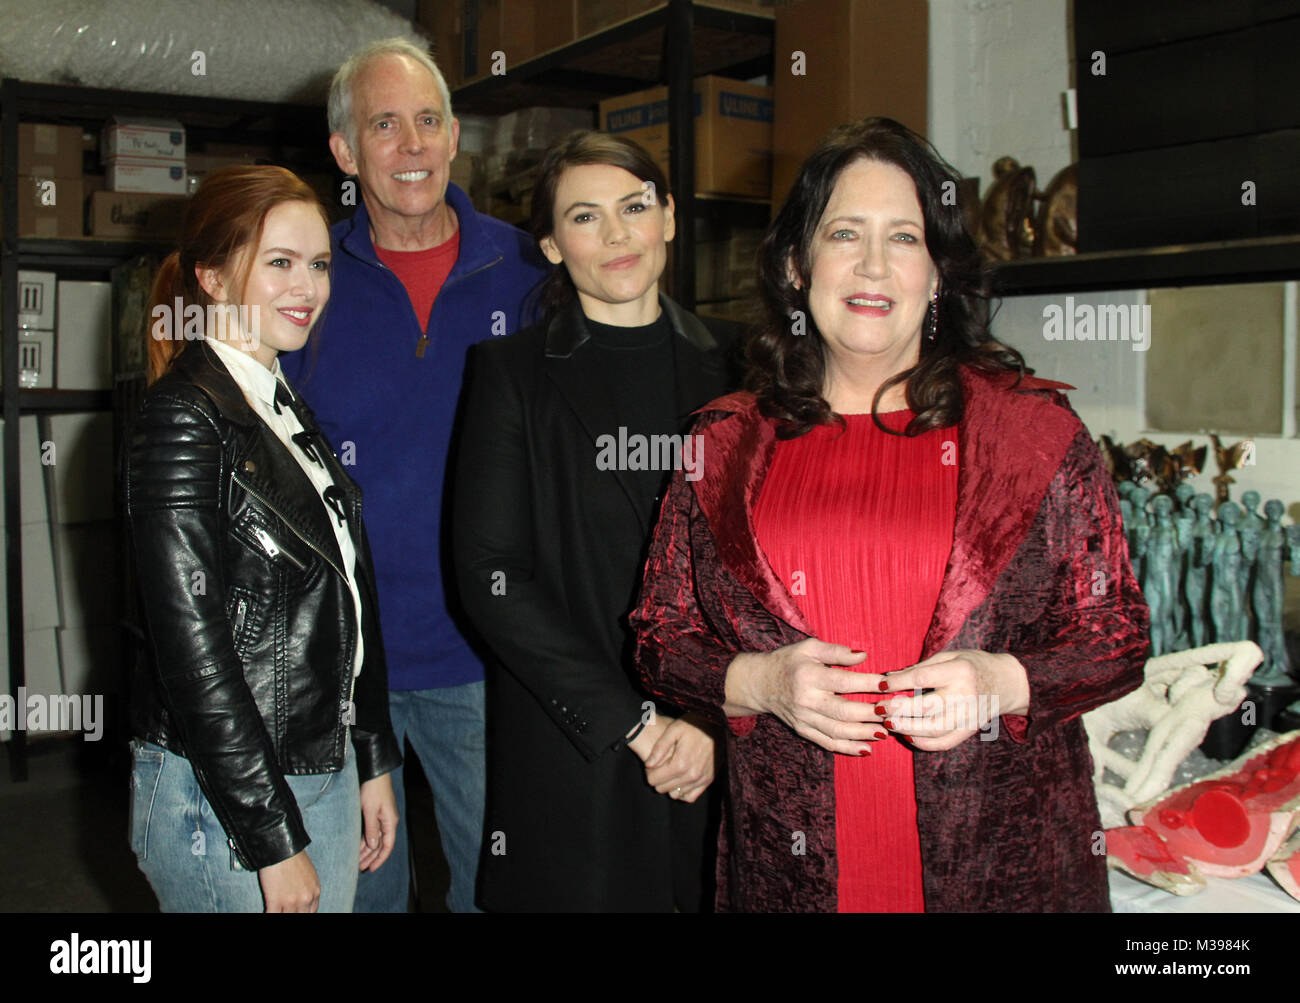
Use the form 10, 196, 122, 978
129, 738, 360, 912
353, 682, 486, 913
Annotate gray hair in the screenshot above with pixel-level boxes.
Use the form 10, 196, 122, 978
328, 38, 455, 154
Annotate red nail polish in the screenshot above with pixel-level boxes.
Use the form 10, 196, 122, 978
875, 730, 887, 740
858, 747, 872, 756
883, 719, 895, 730
878, 680, 889, 691
851, 649, 866, 654
874, 704, 887, 716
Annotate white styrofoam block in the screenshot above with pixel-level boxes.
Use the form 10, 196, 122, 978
52, 521, 118, 628
0, 629, 63, 739
0, 416, 53, 527
18, 329, 54, 388
0, 629, 87, 743
17, 270, 55, 329
0, 522, 61, 633
56, 280, 113, 390
57, 625, 122, 698
46, 412, 115, 525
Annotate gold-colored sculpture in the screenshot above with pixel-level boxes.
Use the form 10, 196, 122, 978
1032, 164, 1078, 257
1210, 433, 1252, 505
977, 156, 1036, 260
1169, 440, 1207, 482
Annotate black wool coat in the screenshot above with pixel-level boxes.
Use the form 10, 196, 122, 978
452, 294, 736, 911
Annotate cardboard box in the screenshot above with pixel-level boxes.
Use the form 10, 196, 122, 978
53, 523, 118, 628
87, 190, 188, 240
468, 0, 502, 79
695, 239, 725, 300
599, 77, 774, 198
536, 0, 577, 53
47, 412, 116, 525
0, 523, 59, 632
186, 151, 258, 182
0, 629, 62, 741
106, 157, 187, 194
17, 271, 56, 329
772, 0, 927, 208
16, 123, 83, 177
18, 330, 54, 389
579, 0, 636, 35
0, 417, 52, 527
501, 0, 538, 65
17, 174, 84, 238
417, 0, 465, 87
467, 0, 545, 76
56, 281, 113, 391
102, 117, 186, 162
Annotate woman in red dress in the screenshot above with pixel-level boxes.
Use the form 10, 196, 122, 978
631, 118, 1149, 912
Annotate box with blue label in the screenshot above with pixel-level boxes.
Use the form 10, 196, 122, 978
102, 117, 186, 162
599, 76, 773, 199
105, 157, 187, 194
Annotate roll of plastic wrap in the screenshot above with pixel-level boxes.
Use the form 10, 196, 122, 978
0, 0, 428, 104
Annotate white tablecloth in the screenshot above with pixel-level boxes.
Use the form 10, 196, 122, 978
1110, 868, 1300, 912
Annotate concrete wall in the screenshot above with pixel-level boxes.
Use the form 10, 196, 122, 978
926, 0, 1300, 619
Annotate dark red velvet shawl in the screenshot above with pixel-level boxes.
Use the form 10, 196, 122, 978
631, 366, 1150, 912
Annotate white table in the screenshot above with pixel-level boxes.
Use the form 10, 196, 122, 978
1110, 868, 1300, 912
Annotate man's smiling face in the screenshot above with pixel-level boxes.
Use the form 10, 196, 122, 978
333, 52, 459, 237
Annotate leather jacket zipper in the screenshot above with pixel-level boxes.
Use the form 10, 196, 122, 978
252, 526, 308, 571
233, 472, 342, 579
232, 597, 248, 634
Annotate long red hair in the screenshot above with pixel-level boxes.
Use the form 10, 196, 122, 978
147, 165, 330, 384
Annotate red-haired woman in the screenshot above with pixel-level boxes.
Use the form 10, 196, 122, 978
126, 166, 401, 912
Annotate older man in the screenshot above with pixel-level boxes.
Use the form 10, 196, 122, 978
279, 38, 547, 913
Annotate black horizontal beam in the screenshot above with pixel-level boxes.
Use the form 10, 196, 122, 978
15, 238, 171, 269
14, 390, 113, 414
991, 235, 1300, 295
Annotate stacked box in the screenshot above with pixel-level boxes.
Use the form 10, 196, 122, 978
102, 117, 187, 194
599, 77, 774, 199
12, 123, 84, 237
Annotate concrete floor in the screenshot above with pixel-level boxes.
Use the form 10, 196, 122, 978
0, 734, 450, 912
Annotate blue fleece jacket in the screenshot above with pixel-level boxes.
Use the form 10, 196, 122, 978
280, 183, 548, 690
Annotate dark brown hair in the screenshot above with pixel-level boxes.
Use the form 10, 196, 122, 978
147, 165, 330, 384
750, 117, 1027, 437
527, 129, 672, 318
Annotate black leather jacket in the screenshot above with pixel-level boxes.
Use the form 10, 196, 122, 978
126, 340, 401, 871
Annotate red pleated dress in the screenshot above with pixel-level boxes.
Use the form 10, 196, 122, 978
753, 410, 958, 912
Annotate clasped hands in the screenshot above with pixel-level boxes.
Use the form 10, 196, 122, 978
724, 638, 1030, 754
627, 711, 717, 802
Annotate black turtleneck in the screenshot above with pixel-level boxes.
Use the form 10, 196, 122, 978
584, 311, 678, 524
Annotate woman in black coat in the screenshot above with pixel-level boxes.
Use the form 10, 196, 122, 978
452, 131, 734, 911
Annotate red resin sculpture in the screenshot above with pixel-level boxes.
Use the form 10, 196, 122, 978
1106, 730, 1300, 898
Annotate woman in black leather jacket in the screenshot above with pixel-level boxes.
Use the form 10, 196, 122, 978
126, 166, 401, 912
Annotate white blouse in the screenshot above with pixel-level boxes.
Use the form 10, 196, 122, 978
205, 337, 364, 680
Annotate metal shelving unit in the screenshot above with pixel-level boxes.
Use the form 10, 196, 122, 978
452, 0, 776, 311
990, 234, 1300, 296
1, 77, 334, 781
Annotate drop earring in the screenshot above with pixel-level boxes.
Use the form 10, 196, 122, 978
927, 293, 938, 341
